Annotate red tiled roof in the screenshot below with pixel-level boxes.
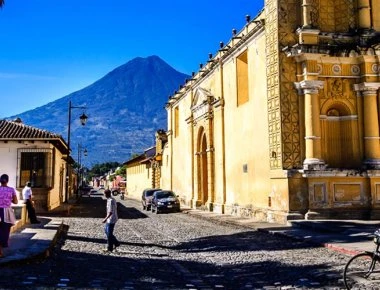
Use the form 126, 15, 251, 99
0, 119, 68, 153
0, 119, 62, 139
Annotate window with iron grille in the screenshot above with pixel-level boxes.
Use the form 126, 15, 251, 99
18, 149, 53, 188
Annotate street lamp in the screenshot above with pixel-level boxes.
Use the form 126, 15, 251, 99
66, 100, 88, 203
76, 144, 88, 197
82, 148, 88, 187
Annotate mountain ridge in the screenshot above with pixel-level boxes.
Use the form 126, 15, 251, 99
9, 55, 189, 166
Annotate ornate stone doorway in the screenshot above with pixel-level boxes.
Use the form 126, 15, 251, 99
197, 127, 209, 206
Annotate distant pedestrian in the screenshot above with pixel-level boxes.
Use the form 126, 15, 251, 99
0, 174, 18, 257
22, 182, 40, 224
102, 189, 120, 252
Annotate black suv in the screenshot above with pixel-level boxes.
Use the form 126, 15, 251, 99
141, 188, 161, 210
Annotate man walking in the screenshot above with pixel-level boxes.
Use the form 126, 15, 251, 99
102, 189, 120, 252
22, 182, 40, 224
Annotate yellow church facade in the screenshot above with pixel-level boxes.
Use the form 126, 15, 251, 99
161, 0, 380, 223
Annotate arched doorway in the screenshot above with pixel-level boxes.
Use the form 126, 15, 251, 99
321, 104, 360, 168
197, 128, 208, 205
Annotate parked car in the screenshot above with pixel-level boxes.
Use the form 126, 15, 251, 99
151, 190, 180, 214
90, 189, 103, 197
141, 188, 161, 210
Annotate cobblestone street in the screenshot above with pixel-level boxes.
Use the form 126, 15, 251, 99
0, 197, 349, 289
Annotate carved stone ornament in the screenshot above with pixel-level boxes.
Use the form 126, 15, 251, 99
351, 65, 360, 76
316, 64, 323, 74
372, 64, 379, 74
191, 87, 215, 121
332, 64, 341, 75
191, 87, 215, 108
329, 79, 343, 99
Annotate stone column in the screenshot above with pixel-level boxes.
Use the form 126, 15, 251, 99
301, 0, 312, 28
354, 83, 380, 168
295, 80, 325, 170
356, 91, 364, 159
297, 0, 319, 45
357, 0, 372, 30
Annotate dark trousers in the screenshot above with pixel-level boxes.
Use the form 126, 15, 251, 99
104, 223, 119, 251
25, 200, 38, 223
0, 208, 11, 247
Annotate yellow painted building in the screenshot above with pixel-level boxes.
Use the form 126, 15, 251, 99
162, 1, 380, 223
125, 146, 157, 200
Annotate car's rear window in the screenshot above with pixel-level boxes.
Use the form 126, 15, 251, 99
156, 191, 175, 199
146, 189, 160, 196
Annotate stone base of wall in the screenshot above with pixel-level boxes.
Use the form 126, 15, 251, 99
224, 204, 304, 224
212, 203, 225, 214
183, 198, 304, 224
305, 209, 372, 220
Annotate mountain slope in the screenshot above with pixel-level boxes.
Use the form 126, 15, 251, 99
11, 56, 188, 165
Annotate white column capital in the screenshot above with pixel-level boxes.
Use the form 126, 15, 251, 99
295, 80, 324, 95
353, 82, 380, 93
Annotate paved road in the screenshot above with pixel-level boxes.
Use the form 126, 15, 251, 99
0, 196, 350, 289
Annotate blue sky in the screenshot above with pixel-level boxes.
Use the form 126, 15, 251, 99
0, 0, 264, 118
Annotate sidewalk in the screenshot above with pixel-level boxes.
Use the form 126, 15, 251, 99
1, 199, 379, 266
182, 208, 380, 255
0, 216, 64, 265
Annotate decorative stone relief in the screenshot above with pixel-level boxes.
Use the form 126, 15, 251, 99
308, 0, 319, 28
266, 0, 302, 170
311, 183, 327, 203
316, 64, 323, 74
280, 0, 302, 169
351, 65, 360, 76
266, 0, 281, 169
332, 64, 342, 75
372, 64, 379, 74
191, 87, 215, 122
333, 183, 363, 203
318, 0, 356, 32
329, 79, 343, 99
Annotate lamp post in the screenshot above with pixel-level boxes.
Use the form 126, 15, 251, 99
66, 100, 88, 203
82, 148, 88, 187
76, 144, 88, 197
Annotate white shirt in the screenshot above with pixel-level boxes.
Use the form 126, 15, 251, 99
22, 186, 32, 200
106, 197, 118, 224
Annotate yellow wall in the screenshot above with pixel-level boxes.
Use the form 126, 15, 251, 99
169, 90, 194, 200
127, 163, 152, 200
223, 33, 270, 208
47, 146, 66, 210
160, 142, 171, 190
374, 0, 380, 30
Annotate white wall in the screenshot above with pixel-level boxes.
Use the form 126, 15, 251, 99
0, 146, 18, 189
0, 142, 52, 192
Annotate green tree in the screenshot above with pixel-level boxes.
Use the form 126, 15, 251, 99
115, 165, 126, 176
87, 162, 121, 179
